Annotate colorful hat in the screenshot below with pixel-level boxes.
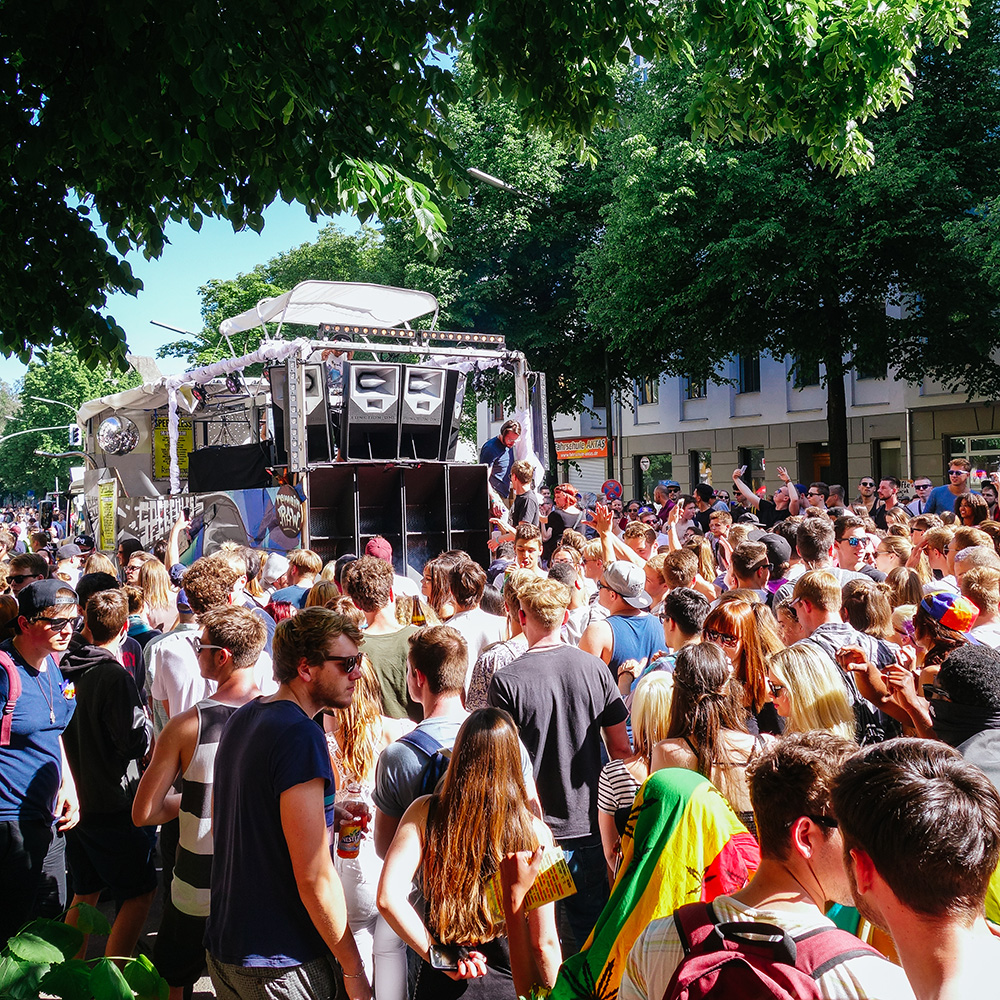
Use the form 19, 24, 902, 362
920, 592, 978, 632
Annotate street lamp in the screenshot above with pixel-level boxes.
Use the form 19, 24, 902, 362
28, 396, 79, 414
466, 168, 547, 205
35, 450, 97, 470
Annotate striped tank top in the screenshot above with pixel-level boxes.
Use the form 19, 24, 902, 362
171, 699, 238, 917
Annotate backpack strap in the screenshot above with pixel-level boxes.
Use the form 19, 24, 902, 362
399, 727, 444, 758
0, 650, 23, 748
788, 924, 884, 980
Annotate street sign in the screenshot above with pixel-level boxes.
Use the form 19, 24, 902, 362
602, 479, 623, 500
639, 456, 651, 472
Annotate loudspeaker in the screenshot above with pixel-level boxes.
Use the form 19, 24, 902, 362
188, 442, 270, 492
399, 367, 451, 461
269, 362, 334, 464
341, 362, 402, 460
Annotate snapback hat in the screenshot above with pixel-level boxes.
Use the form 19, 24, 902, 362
920, 591, 978, 633
260, 553, 290, 587
600, 560, 653, 610
18, 580, 79, 620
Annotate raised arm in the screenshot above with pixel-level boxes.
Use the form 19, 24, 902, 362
731, 468, 760, 509
777, 467, 799, 515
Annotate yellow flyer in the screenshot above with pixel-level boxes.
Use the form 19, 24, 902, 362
485, 847, 577, 921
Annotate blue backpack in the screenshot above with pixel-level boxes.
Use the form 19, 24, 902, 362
398, 727, 452, 796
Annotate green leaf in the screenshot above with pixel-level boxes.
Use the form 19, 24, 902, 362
0, 955, 46, 1000
91, 958, 133, 1000
122, 958, 158, 999
10, 919, 83, 961
39, 959, 94, 1000
7, 931, 65, 964
69, 900, 112, 936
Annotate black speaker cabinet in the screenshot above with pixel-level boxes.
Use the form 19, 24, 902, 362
341, 362, 402, 460
269, 362, 334, 464
188, 442, 270, 492
400, 366, 452, 461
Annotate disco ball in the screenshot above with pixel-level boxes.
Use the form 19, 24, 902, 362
96, 415, 140, 455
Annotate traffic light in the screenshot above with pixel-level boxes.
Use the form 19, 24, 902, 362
68, 424, 82, 447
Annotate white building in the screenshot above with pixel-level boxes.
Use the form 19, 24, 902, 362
479, 355, 1000, 500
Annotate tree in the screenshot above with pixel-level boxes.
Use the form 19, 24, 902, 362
0, 350, 141, 500
2, 0, 970, 369
578, 0, 1000, 484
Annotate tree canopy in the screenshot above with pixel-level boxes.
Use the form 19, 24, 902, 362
577, 0, 1000, 483
2, 0, 970, 370
0, 350, 141, 501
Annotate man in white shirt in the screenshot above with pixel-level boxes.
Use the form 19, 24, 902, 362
446, 555, 505, 692
833, 738, 1000, 1000
621, 734, 915, 1000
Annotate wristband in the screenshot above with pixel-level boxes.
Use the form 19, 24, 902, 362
617, 664, 636, 678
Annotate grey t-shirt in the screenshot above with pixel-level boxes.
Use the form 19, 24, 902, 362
372, 714, 533, 818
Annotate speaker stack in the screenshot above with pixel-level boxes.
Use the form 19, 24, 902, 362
269, 363, 335, 464
341, 362, 461, 462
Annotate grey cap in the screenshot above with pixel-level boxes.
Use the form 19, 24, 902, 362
600, 560, 653, 610
260, 553, 290, 586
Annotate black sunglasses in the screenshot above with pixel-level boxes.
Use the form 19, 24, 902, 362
33, 615, 84, 632
9, 573, 40, 584
326, 654, 362, 673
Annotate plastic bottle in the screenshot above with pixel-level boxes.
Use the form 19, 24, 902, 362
336, 781, 365, 859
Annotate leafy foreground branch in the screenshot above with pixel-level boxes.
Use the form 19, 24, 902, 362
0, 903, 168, 1000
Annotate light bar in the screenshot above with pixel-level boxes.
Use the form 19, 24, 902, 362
316, 322, 504, 347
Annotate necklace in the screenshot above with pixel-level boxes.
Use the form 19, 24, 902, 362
34, 666, 55, 725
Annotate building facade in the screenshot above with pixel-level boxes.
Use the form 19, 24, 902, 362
479, 355, 1000, 500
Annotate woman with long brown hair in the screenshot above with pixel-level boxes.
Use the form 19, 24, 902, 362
701, 599, 783, 734
422, 551, 464, 621
651, 643, 771, 835
377, 709, 560, 999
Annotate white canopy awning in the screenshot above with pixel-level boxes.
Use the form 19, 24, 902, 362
218, 280, 439, 337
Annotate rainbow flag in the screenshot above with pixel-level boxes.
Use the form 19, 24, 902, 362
550, 768, 759, 1000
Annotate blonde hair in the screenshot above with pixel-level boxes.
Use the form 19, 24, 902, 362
631, 673, 674, 761
83, 551, 118, 576
332, 657, 384, 784
793, 570, 842, 612
962, 567, 1000, 617
305, 580, 341, 608
768, 646, 856, 742
877, 535, 912, 567
516, 578, 570, 631
138, 558, 173, 615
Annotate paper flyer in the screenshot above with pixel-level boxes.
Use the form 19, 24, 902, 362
485, 847, 577, 921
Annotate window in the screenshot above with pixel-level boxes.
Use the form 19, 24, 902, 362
490, 398, 505, 422
636, 453, 673, 500
737, 447, 766, 494
685, 377, 708, 399
792, 358, 820, 388
737, 354, 760, 394
689, 450, 712, 486
635, 376, 659, 407
949, 437, 1000, 483
856, 361, 887, 381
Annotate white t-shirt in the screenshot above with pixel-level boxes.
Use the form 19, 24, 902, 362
971, 622, 1000, 648
620, 895, 915, 1000
448, 606, 506, 692
393, 573, 420, 598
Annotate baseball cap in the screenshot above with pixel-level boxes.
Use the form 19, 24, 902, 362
365, 536, 393, 562
600, 561, 653, 610
169, 563, 187, 588
56, 543, 82, 561
18, 580, 79, 620
260, 553, 290, 586
176, 589, 193, 615
920, 592, 978, 633
73, 535, 95, 552
748, 531, 792, 575
736, 512, 761, 525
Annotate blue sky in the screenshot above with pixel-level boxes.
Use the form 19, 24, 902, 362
0, 201, 360, 386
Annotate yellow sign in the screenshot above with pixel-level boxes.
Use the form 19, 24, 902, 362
98, 481, 116, 552
152, 416, 194, 480
555, 437, 608, 461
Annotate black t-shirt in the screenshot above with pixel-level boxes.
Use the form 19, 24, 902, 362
487, 644, 628, 840
511, 491, 540, 528
755, 498, 790, 528
543, 507, 583, 560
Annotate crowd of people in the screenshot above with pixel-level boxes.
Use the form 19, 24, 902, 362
3, 450, 1000, 1000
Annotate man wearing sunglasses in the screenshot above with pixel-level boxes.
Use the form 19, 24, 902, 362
924, 458, 975, 516
905, 478, 934, 516
6, 552, 48, 596
854, 476, 878, 514
207, 608, 371, 1000
834, 515, 885, 583
0, 580, 81, 945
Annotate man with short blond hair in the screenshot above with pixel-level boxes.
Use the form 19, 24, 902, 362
623, 521, 656, 562
489, 576, 629, 948
269, 548, 323, 609
962, 566, 1000, 647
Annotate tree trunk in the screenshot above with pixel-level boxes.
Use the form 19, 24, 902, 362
824, 352, 850, 487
